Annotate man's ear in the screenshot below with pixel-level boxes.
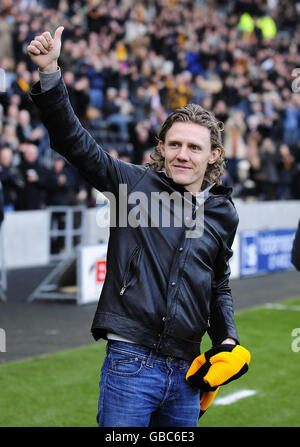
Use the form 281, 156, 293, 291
208, 147, 221, 164
159, 140, 165, 157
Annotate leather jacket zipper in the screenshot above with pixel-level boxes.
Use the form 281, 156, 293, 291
120, 246, 141, 295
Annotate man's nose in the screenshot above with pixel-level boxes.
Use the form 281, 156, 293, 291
176, 146, 189, 161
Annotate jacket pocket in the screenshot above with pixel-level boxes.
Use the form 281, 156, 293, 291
120, 246, 142, 295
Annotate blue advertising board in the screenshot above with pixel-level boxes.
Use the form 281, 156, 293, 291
240, 229, 296, 276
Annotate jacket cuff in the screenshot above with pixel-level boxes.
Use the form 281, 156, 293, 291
30, 75, 69, 118
207, 323, 240, 347
38, 67, 61, 92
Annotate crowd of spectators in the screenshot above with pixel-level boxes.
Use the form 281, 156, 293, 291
0, 0, 300, 214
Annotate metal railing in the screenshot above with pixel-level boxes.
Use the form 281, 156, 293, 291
48, 205, 86, 262
27, 205, 86, 303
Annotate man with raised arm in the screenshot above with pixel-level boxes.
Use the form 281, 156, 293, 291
27, 27, 250, 427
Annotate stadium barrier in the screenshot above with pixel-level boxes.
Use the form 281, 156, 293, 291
232, 199, 298, 278
28, 205, 87, 303
1, 200, 299, 304
1, 209, 50, 269
48, 205, 86, 262
27, 241, 108, 304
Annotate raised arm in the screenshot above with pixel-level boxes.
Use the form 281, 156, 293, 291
27, 27, 145, 195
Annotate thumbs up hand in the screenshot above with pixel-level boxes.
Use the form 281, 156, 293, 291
27, 26, 64, 73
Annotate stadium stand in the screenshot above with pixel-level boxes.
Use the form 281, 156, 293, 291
0, 0, 299, 213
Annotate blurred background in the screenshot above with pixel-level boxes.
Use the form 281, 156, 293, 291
0, 0, 300, 428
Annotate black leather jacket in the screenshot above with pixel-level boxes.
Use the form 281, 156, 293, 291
30, 78, 240, 361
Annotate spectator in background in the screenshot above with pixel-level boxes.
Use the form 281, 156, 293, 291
282, 97, 300, 146
254, 138, 279, 200
131, 121, 157, 164
17, 109, 45, 145
223, 109, 247, 182
233, 159, 257, 200
16, 143, 54, 210
58, 39, 75, 73
0, 146, 24, 211
117, 88, 134, 118
115, 87, 135, 138
5, 103, 19, 127
47, 155, 75, 207
164, 72, 193, 111
10, 69, 32, 109
63, 71, 90, 122
0, 0, 299, 203
7, 93, 22, 111
102, 87, 132, 140
141, 148, 153, 165
47, 155, 76, 254
81, 59, 107, 111
107, 148, 119, 159
191, 76, 207, 105
213, 100, 229, 128
72, 76, 90, 123
132, 86, 151, 123
276, 144, 295, 200
1, 124, 19, 151
101, 87, 120, 118
63, 71, 78, 109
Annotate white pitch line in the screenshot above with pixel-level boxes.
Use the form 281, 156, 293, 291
213, 389, 257, 406
264, 303, 300, 312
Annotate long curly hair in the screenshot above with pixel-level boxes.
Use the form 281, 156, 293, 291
149, 103, 225, 185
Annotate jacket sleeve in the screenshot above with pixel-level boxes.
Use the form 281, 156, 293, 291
29, 77, 145, 195
292, 219, 300, 271
207, 204, 240, 346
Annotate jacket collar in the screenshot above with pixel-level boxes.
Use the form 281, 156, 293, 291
158, 168, 232, 198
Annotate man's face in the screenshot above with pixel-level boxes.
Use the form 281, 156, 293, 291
159, 122, 220, 194
0, 148, 13, 167
24, 145, 38, 163
54, 158, 64, 173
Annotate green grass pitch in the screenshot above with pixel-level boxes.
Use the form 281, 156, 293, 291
1, 297, 300, 427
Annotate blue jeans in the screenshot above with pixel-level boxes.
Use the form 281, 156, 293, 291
97, 341, 200, 427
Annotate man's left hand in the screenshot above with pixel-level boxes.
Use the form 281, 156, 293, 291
186, 343, 251, 418
186, 344, 250, 391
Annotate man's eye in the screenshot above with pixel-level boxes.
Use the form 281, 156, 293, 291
191, 145, 201, 151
